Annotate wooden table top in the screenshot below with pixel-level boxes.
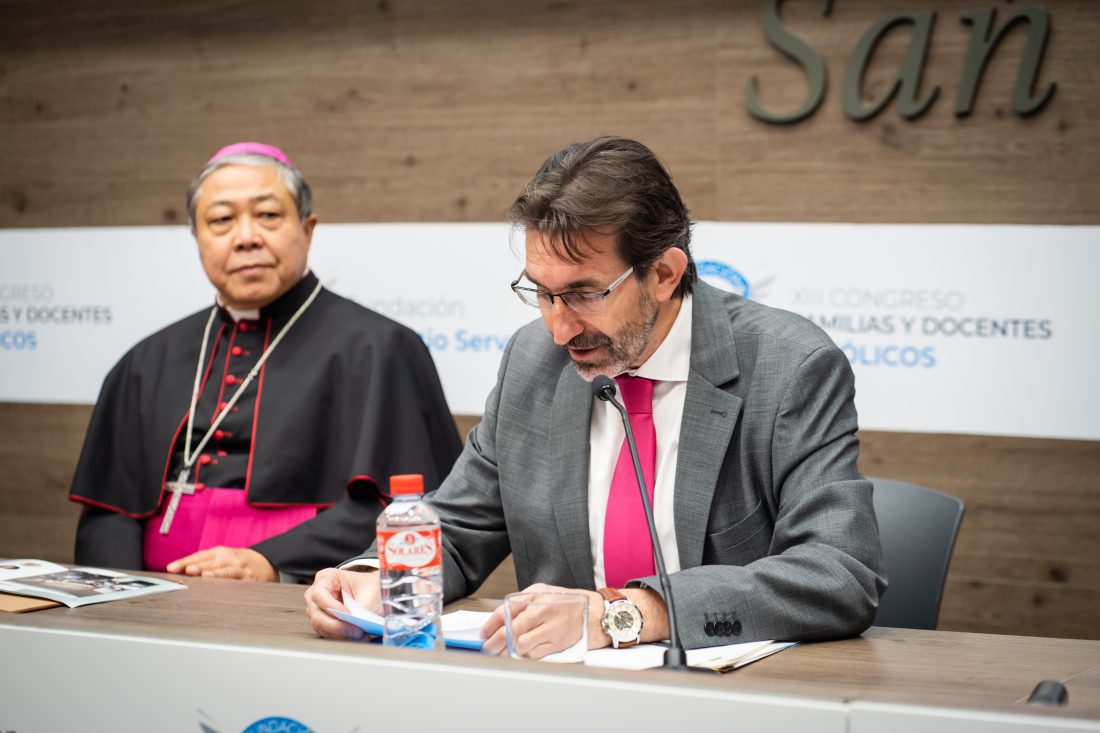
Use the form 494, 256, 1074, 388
5, 574, 1099, 720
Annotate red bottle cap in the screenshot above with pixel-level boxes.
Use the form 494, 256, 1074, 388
390, 474, 424, 495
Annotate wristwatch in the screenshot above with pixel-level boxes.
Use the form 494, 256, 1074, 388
598, 587, 643, 648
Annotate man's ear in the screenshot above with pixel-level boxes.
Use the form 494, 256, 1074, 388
650, 247, 688, 302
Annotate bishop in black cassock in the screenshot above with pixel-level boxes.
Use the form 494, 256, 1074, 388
69, 142, 462, 581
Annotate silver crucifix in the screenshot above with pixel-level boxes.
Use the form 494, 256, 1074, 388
159, 468, 195, 535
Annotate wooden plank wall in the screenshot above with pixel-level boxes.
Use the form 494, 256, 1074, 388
1, 0, 1097, 639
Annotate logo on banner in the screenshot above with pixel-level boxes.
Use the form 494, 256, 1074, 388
241, 718, 314, 733
697, 260, 772, 301
197, 715, 316, 733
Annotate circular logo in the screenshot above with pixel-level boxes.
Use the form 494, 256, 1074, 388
242, 717, 314, 733
698, 260, 750, 298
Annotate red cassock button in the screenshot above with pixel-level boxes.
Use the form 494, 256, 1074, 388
239, 322, 248, 332
231, 346, 243, 357
225, 374, 238, 385
214, 430, 226, 441
219, 402, 229, 412
195, 482, 206, 491
199, 454, 212, 465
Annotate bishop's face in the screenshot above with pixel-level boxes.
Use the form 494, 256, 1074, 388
193, 163, 316, 310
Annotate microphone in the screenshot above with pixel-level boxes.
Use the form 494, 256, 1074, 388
592, 375, 691, 670
1027, 680, 1068, 706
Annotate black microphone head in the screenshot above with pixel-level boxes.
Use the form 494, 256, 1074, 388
592, 375, 617, 401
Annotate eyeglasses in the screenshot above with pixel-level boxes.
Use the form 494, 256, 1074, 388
510, 266, 635, 314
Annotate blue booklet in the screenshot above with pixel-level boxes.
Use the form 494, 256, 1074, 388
327, 603, 486, 651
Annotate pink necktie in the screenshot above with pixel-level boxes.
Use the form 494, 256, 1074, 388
603, 375, 657, 588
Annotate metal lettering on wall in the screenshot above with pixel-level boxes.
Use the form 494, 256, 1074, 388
746, 1, 1056, 123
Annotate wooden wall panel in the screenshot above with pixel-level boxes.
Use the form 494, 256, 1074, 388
1, 1, 1096, 227
0, 403, 90, 563
716, 1, 1098, 223
859, 431, 1100, 640
1, 0, 1097, 639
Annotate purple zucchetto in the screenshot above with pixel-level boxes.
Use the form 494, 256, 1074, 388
208, 141, 294, 167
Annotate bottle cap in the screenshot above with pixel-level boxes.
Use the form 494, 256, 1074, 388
390, 474, 424, 495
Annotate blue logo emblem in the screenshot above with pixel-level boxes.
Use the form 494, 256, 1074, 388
697, 261, 751, 298
242, 718, 315, 733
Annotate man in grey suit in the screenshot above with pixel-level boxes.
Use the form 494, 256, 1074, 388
305, 136, 885, 655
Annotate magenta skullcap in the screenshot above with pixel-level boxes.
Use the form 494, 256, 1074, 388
208, 141, 294, 167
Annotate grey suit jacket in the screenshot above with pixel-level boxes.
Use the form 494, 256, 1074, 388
408, 281, 885, 648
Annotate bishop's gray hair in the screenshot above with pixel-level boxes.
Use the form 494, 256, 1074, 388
185, 153, 313, 231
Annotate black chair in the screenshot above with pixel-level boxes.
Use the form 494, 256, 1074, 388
869, 477, 965, 630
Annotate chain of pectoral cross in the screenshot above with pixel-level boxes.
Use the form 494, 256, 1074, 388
159, 281, 323, 535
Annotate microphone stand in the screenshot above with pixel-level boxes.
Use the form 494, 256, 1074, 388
594, 376, 701, 671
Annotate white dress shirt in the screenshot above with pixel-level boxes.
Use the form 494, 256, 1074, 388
346, 294, 695, 583
588, 294, 692, 589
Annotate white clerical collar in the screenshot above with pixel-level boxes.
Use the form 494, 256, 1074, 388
216, 268, 311, 322
217, 299, 260, 322
626, 293, 693, 383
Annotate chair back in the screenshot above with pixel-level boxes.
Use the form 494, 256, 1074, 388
870, 477, 965, 630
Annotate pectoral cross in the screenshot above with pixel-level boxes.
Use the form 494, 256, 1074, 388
159, 469, 195, 535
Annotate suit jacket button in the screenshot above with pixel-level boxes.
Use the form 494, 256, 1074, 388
732, 620, 742, 636
704, 621, 715, 636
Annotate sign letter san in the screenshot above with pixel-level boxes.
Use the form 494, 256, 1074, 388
746, 1, 1056, 123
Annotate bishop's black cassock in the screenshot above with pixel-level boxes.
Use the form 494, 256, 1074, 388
70, 272, 463, 578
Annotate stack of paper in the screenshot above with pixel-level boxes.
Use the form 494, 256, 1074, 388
585, 640, 797, 672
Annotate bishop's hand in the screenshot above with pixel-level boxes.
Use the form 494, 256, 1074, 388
165, 546, 277, 582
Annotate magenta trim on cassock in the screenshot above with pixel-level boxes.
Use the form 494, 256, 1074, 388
143, 487, 316, 571
208, 141, 294, 167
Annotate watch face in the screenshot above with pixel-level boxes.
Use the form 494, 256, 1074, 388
603, 600, 643, 642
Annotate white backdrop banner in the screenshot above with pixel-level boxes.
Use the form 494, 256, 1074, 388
1, 223, 1097, 440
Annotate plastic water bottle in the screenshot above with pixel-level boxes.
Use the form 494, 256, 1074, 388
377, 474, 444, 650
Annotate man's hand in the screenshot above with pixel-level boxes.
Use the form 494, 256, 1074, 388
480, 583, 671, 657
479, 583, 607, 658
166, 546, 277, 581
304, 567, 382, 640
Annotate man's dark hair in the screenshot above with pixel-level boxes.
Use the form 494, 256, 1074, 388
509, 136, 696, 297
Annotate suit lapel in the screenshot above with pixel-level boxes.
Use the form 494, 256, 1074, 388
674, 283, 743, 570
550, 365, 596, 589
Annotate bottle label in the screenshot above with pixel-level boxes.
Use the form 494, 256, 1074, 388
378, 528, 442, 571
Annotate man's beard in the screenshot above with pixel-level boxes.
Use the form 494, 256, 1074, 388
566, 290, 659, 381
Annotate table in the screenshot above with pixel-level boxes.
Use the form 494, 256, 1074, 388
1, 575, 1098, 732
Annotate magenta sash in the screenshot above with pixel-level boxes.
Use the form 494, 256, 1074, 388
143, 487, 317, 572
